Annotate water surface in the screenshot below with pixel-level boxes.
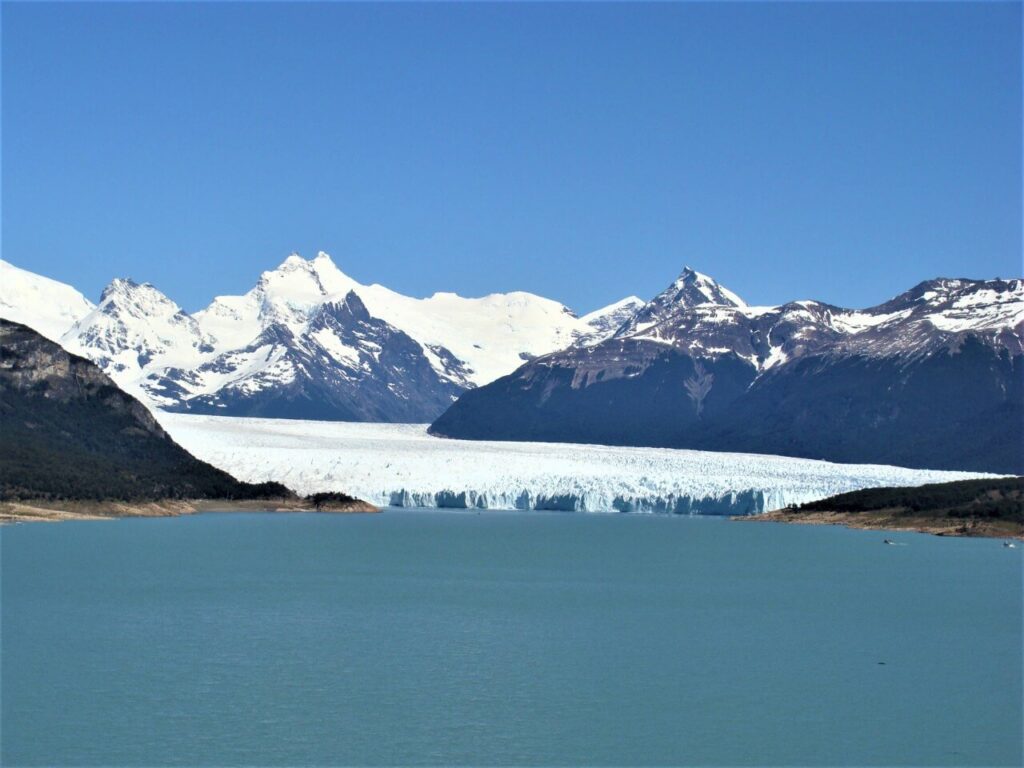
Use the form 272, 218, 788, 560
2, 510, 1021, 766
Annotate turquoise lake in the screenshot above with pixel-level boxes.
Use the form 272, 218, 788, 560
2, 510, 1021, 766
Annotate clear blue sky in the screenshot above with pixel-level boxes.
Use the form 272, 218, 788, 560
2, 2, 1020, 313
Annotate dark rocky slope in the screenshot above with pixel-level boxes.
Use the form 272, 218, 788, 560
0, 319, 290, 501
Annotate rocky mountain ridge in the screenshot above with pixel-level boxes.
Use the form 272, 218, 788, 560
430, 268, 1024, 474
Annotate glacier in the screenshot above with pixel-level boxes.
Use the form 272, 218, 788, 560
158, 413, 995, 515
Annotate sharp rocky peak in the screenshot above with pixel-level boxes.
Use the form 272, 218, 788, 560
667, 267, 747, 309
612, 266, 746, 339
313, 290, 372, 325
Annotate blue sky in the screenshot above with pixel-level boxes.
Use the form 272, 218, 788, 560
2, 2, 1020, 313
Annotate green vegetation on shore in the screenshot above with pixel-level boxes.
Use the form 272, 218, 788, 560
795, 477, 1023, 523
745, 477, 1024, 538
306, 491, 361, 510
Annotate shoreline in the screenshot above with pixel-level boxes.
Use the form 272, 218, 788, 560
736, 509, 1024, 539
0, 498, 380, 524
5, 501, 1019, 539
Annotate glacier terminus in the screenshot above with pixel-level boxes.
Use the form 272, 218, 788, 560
158, 414, 993, 515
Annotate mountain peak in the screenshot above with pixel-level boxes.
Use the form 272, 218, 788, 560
275, 251, 338, 272
90, 280, 196, 343
101, 277, 140, 296
261, 251, 358, 295
670, 267, 746, 308
610, 267, 745, 340
314, 289, 372, 325
99, 277, 174, 307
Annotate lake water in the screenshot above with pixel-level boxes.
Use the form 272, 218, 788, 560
2, 510, 1021, 766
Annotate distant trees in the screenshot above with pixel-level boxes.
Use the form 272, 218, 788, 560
307, 491, 359, 511
0, 381, 294, 502
798, 477, 1024, 522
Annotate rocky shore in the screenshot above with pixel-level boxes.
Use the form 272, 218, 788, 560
736, 508, 1024, 539
0, 497, 379, 524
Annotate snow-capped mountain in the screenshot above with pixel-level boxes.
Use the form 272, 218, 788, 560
61, 278, 216, 402
191, 251, 619, 386
6, 254, 1020, 470
577, 296, 645, 346
614, 267, 747, 340
431, 268, 1024, 474
0, 254, 635, 421
0, 260, 95, 343
829, 277, 1024, 358
148, 291, 467, 422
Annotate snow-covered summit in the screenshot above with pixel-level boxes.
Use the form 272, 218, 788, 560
195, 251, 362, 347
0, 259, 95, 343
197, 251, 626, 387
62, 277, 214, 382
9, 252, 1015, 433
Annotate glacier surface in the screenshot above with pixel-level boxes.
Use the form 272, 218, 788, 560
158, 414, 994, 515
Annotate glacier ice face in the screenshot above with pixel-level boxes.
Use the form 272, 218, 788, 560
158, 413, 994, 515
